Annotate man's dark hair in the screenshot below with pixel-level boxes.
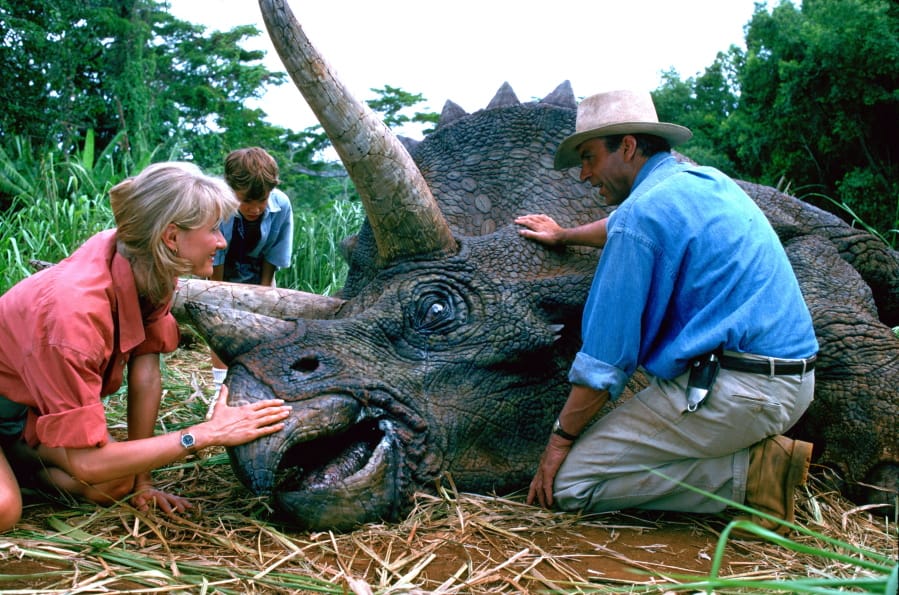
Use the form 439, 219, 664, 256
603, 134, 671, 157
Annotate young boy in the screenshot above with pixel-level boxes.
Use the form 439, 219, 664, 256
210, 147, 294, 385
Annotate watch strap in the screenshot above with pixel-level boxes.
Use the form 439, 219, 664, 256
552, 418, 579, 441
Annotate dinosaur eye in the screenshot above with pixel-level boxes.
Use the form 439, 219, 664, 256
413, 294, 456, 333
426, 302, 445, 320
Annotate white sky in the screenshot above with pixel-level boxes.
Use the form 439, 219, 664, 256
167, 0, 764, 136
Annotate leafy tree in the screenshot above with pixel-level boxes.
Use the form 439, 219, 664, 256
742, 0, 898, 236
0, 0, 125, 152
0, 0, 288, 169
152, 20, 289, 168
367, 85, 440, 134
654, 47, 744, 174
654, 0, 899, 241
0, 0, 442, 249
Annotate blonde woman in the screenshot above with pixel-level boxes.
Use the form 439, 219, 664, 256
0, 162, 290, 532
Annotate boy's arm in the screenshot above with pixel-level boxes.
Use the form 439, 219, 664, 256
263, 193, 294, 271
260, 261, 277, 287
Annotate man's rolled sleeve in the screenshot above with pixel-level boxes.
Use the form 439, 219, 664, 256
568, 351, 630, 400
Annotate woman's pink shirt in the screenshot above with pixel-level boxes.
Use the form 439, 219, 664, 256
0, 230, 179, 448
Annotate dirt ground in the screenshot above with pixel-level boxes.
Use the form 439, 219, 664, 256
0, 505, 752, 591
4, 477, 892, 594
1, 347, 894, 593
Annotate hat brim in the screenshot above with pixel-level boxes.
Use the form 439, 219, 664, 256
553, 122, 693, 170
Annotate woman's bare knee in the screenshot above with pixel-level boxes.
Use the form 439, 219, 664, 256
90, 475, 135, 504
0, 492, 22, 531
0, 453, 23, 531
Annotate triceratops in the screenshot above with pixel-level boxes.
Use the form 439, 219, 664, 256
177, 0, 899, 531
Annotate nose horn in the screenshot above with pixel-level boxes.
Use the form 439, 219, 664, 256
184, 302, 299, 364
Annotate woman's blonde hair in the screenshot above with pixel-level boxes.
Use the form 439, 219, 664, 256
110, 162, 239, 304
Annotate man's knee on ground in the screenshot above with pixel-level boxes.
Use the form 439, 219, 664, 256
553, 478, 596, 512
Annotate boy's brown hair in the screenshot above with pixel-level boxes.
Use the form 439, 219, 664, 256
224, 147, 281, 201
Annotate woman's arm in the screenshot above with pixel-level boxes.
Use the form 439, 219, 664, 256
127, 353, 161, 442
40, 386, 289, 485
126, 353, 182, 510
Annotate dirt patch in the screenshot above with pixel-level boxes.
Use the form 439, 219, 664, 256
1, 347, 894, 593
3, 474, 894, 594
0, 505, 736, 592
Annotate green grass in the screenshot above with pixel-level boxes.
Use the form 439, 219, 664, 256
279, 197, 364, 295
0, 192, 114, 291
629, 469, 898, 594
0, 191, 362, 296
0, 130, 363, 296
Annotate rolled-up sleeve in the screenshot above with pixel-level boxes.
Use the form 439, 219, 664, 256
22, 343, 110, 448
134, 313, 180, 357
568, 352, 630, 400
33, 402, 108, 449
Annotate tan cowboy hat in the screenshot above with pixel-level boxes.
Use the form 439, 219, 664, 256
554, 90, 693, 170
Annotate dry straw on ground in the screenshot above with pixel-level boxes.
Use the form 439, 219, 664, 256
1, 348, 896, 594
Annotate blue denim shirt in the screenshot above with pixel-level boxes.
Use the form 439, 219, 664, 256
569, 153, 818, 400
213, 188, 294, 282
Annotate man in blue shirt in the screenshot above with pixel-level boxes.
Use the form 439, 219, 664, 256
517, 90, 818, 535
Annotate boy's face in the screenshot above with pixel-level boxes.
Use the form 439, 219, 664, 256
235, 189, 269, 221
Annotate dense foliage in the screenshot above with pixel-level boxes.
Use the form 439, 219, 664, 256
0, 0, 287, 168
655, 0, 899, 243
0, 0, 437, 211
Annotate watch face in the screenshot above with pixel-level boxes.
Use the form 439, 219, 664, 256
181, 432, 196, 449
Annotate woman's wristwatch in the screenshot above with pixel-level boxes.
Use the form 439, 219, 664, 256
180, 429, 197, 452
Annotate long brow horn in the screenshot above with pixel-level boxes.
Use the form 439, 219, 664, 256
258, 0, 457, 264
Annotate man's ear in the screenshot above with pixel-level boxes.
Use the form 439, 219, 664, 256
622, 135, 638, 159
161, 223, 179, 252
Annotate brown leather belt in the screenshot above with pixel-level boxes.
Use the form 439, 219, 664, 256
719, 353, 816, 376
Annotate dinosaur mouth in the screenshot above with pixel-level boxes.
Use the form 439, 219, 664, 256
228, 393, 402, 531
274, 416, 390, 492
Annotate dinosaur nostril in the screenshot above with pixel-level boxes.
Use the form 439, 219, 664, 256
291, 355, 319, 373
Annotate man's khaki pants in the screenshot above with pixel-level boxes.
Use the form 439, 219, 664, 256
553, 367, 814, 513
